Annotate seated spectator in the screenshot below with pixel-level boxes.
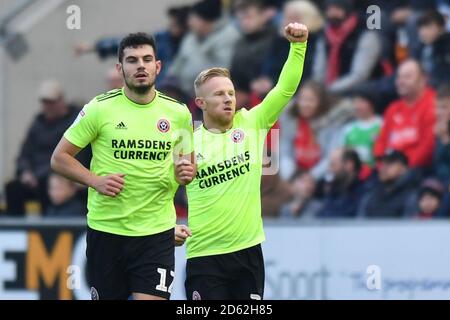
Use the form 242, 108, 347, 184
415, 10, 450, 88
340, 89, 382, 178
261, 173, 293, 217
433, 83, 450, 183
358, 149, 419, 218
167, 0, 240, 96
355, 1, 424, 115
312, 0, 383, 95
251, 0, 324, 98
279, 80, 353, 180
230, 0, 278, 104
74, 5, 190, 86
280, 171, 322, 219
386, 1, 421, 67
413, 178, 446, 219
317, 148, 364, 218
5, 80, 88, 215
374, 59, 436, 169
46, 174, 86, 217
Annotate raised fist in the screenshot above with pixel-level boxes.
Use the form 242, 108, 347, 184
284, 22, 308, 43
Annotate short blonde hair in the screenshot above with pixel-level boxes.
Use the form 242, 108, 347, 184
194, 67, 231, 95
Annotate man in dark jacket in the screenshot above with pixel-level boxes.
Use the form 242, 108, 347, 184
358, 150, 419, 218
317, 148, 365, 218
433, 83, 450, 184
230, 0, 278, 104
5, 80, 88, 215
415, 10, 450, 88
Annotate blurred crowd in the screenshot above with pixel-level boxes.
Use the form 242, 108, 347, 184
1, 0, 450, 219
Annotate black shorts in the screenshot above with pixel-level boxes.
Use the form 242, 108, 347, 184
185, 244, 265, 300
86, 226, 175, 300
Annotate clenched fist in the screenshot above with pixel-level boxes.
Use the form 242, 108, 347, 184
284, 22, 308, 43
91, 173, 125, 197
175, 224, 192, 246
175, 159, 196, 185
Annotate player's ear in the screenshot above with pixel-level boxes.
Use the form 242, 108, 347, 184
194, 97, 206, 110
155, 60, 162, 75
116, 62, 122, 74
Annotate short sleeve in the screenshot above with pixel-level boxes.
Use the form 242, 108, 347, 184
173, 107, 194, 156
64, 99, 99, 148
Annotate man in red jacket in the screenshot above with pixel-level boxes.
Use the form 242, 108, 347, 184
374, 59, 436, 168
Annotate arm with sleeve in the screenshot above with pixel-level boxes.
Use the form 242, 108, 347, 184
250, 41, 307, 129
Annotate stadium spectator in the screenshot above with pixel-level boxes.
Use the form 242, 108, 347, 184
434, 83, 450, 183
46, 174, 86, 217
279, 80, 353, 180
5, 80, 86, 215
358, 149, 419, 218
251, 0, 324, 97
261, 173, 293, 217
317, 148, 364, 218
312, 0, 383, 94
167, 0, 240, 95
74, 5, 190, 86
374, 59, 436, 169
357, 0, 430, 114
280, 171, 322, 219
387, 0, 420, 66
413, 178, 446, 219
339, 89, 382, 179
230, 0, 278, 105
414, 10, 450, 88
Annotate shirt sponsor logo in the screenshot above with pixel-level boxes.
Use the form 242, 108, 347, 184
196, 151, 251, 189
111, 139, 172, 161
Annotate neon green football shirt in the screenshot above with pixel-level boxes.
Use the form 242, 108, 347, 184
64, 88, 193, 236
186, 42, 307, 259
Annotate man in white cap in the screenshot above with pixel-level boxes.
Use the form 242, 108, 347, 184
5, 80, 86, 215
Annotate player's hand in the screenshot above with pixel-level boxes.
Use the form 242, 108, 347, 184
91, 173, 125, 197
175, 159, 196, 186
284, 22, 308, 43
175, 224, 192, 246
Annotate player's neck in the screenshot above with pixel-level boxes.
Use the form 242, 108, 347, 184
124, 86, 156, 105
203, 118, 233, 133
